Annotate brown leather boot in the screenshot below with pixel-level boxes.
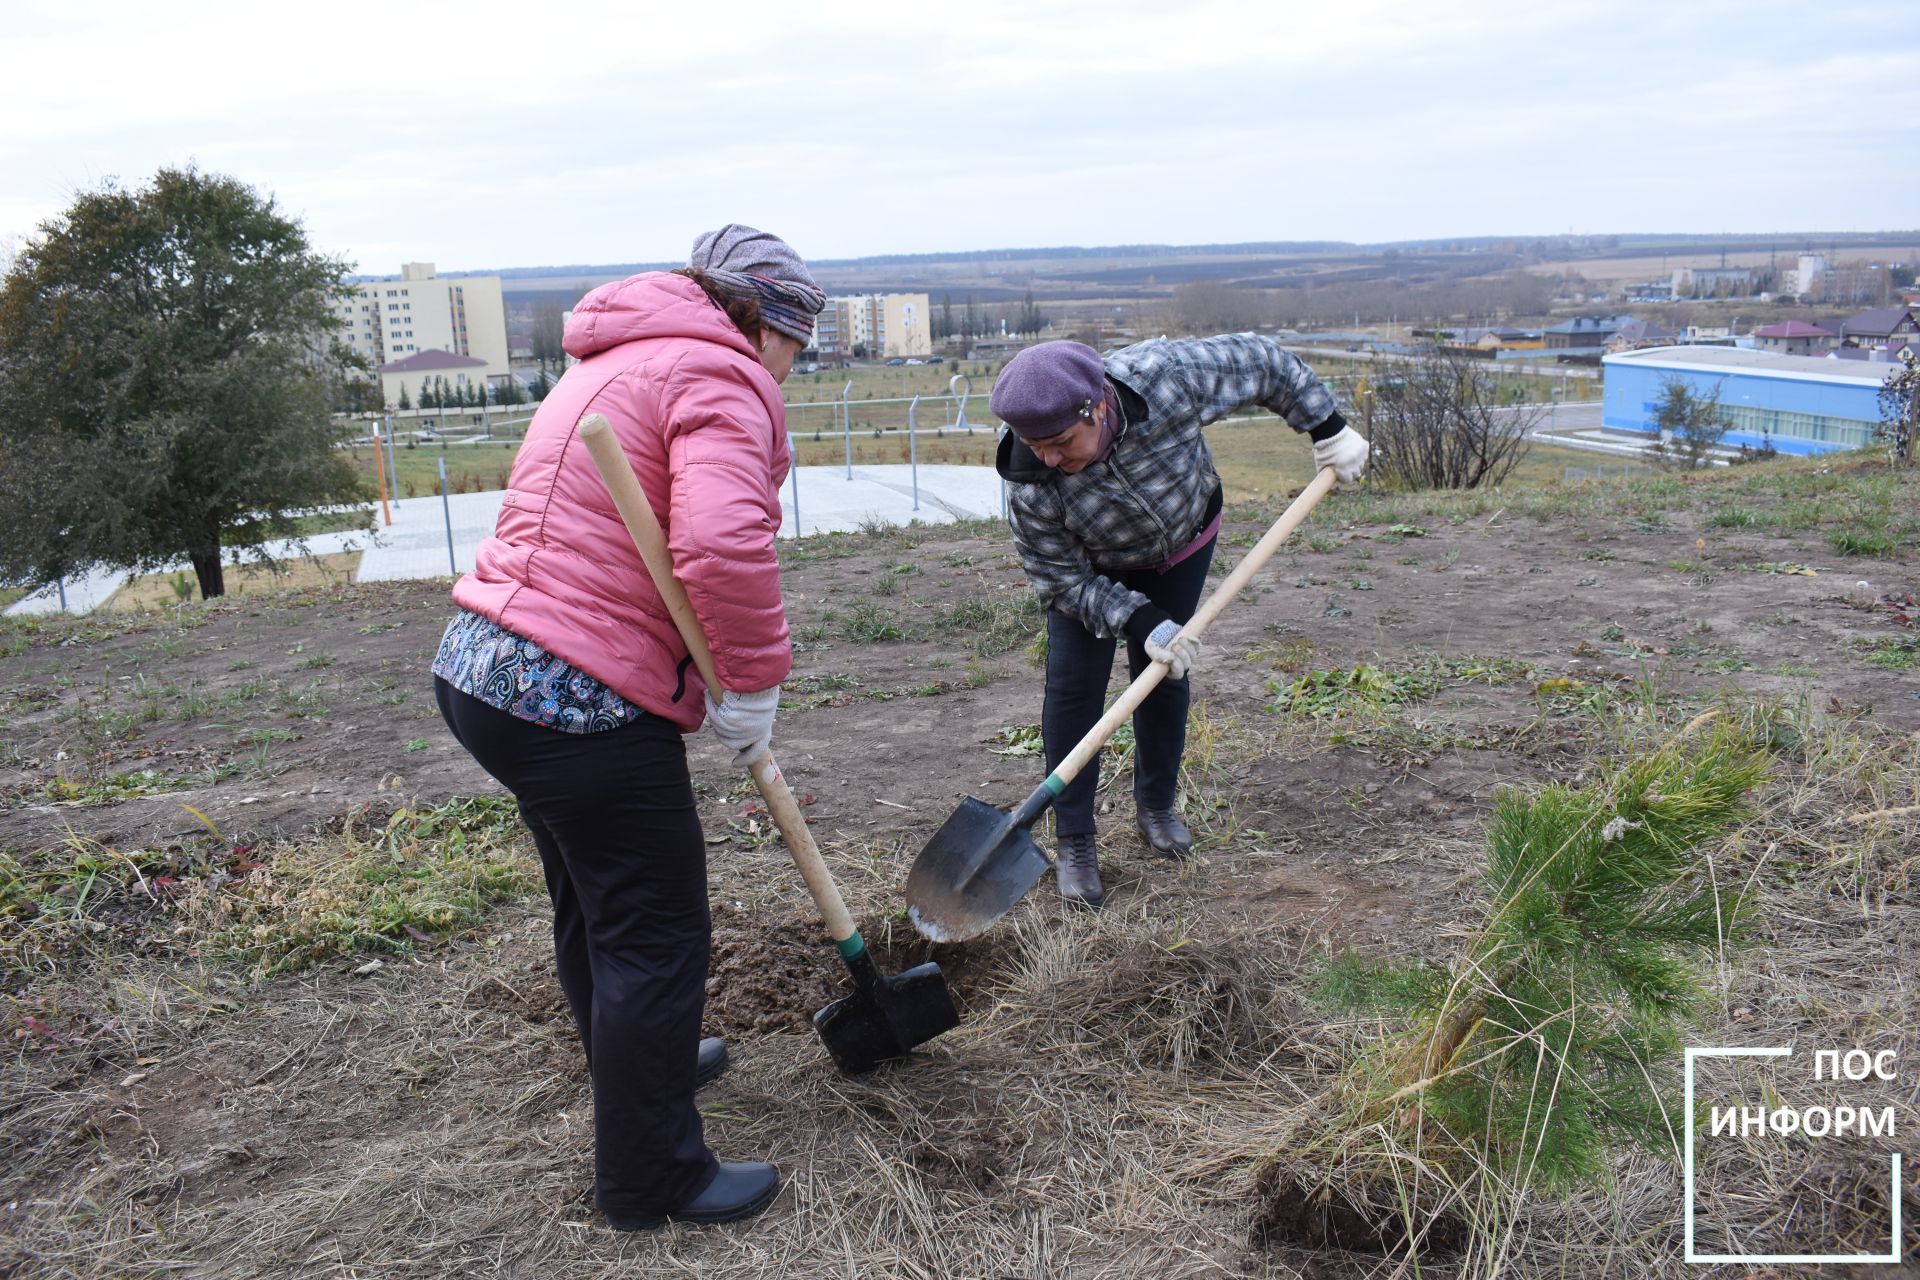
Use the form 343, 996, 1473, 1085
1135, 807, 1192, 859
1054, 833, 1105, 909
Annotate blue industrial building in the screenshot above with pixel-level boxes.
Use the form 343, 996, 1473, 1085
1601, 347, 1890, 455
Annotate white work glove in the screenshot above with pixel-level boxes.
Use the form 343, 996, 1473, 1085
703, 685, 780, 767
1311, 425, 1370, 483
1144, 619, 1202, 681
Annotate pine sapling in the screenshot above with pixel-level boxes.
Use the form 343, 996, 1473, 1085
1314, 713, 1769, 1196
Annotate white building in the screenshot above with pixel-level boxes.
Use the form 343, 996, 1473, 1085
333, 262, 510, 388
1791, 254, 1830, 300
813, 293, 932, 359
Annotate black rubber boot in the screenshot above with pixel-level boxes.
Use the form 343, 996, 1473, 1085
695, 1036, 729, 1089
1055, 833, 1105, 909
604, 1162, 780, 1231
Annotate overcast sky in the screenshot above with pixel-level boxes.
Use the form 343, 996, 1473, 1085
4, 0, 1915, 274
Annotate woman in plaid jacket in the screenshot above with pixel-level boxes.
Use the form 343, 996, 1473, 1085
989, 337, 1368, 907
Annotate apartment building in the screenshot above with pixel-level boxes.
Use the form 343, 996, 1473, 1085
333, 262, 510, 386
812, 293, 932, 359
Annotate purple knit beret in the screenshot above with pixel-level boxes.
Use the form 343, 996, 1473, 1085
990, 341, 1107, 439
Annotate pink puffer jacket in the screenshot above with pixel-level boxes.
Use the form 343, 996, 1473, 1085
451, 272, 792, 731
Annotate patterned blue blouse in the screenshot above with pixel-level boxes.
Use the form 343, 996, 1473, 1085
432, 609, 645, 734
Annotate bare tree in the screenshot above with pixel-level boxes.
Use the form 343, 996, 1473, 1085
530, 303, 565, 372
1876, 348, 1919, 464
1172, 280, 1267, 334
1358, 349, 1539, 490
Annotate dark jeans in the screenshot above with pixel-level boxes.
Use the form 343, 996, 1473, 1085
434, 678, 718, 1218
1043, 534, 1217, 837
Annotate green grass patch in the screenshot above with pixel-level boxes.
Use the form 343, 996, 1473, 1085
21, 765, 237, 808
1865, 637, 1919, 670
839, 601, 906, 643
1268, 664, 1441, 717
1830, 529, 1904, 558
931, 591, 1043, 659
184, 796, 539, 976
1705, 505, 1761, 528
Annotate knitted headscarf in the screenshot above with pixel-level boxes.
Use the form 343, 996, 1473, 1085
687, 224, 826, 346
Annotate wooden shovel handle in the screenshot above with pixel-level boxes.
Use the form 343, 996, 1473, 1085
1047, 467, 1338, 789
578, 413, 861, 947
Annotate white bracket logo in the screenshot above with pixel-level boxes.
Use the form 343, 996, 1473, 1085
1685, 1046, 1903, 1265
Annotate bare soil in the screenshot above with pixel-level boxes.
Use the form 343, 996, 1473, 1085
3, 469, 1916, 1278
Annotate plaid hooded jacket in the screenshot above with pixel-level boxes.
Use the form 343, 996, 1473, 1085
995, 334, 1341, 638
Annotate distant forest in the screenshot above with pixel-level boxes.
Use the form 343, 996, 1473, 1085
454, 230, 1917, 285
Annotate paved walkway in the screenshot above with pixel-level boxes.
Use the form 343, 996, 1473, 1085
3, 411, 1661, 617
6, 465, 1012, 616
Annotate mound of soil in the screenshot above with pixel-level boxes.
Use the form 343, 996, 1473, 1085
704, 902, 1006, 1038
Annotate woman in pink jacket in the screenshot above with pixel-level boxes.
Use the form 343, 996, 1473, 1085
431, 226, 822, 1231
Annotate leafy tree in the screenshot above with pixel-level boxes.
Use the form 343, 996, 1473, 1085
0, 167, 362, 599
331, 363, 383, 414
1647, 375, 1732, 471
397, 384, 412, 411
531, 370, 552, 401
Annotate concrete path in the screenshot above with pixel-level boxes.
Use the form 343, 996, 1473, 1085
5, 529, 377, 617
6, 465, 1013, 616
4, 411, 1657, 618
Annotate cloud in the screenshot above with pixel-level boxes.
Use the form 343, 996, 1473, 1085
2, 0, 1914, 266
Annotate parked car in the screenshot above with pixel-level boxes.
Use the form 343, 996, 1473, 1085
884, 357, 907, 366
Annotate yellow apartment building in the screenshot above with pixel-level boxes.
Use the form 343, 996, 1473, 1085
815, 293, 932, 359
332, 262, 510, 388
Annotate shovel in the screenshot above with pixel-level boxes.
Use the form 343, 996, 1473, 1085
906, 467, 1340, 942
578, 414, 958, 1074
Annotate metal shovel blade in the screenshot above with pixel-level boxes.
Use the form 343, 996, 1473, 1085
813, 956, 959, 1075
905, 795, 1053, 943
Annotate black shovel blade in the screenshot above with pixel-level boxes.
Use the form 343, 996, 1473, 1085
905, 795, 1053, 943
813, 960, 960, 1075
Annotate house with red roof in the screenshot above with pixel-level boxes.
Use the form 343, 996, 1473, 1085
1753, 320, 1836, 357
377, 349, 490, 411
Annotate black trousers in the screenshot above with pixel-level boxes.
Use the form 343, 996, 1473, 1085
435, 678, 718, 1218
1042, 534, 1217, 837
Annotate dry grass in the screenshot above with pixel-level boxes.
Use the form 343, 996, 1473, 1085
3, 693, 1915, 1278
3, 455, 1916, 1277
102, 551, 363, 611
